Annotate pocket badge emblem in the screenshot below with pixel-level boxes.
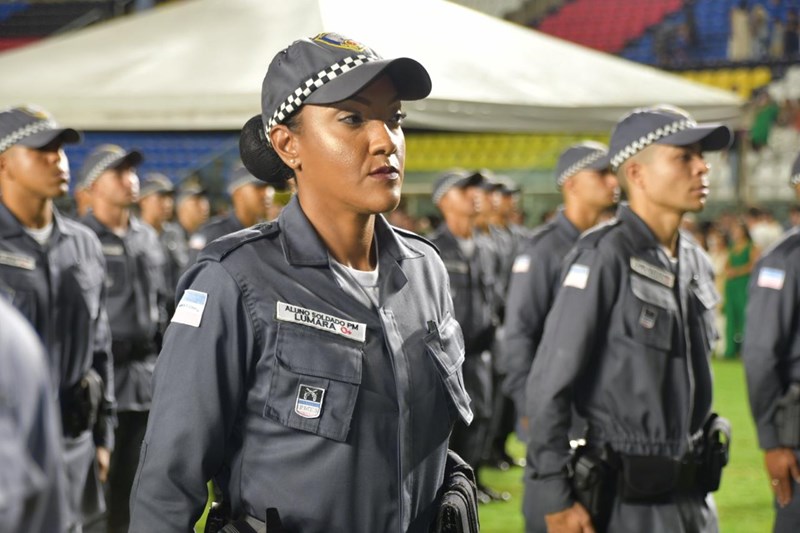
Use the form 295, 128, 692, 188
295, 384, 326, 419
639, 305, 658, 329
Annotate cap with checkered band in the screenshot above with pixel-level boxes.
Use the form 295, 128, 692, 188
608, 105, 732, 171
226, 163, 265, 196
261, 32, 431, 144
791, 152, 800, 187
432, 169, 484, 205
138, 172, 174, 199
78, 144, 143, 190
0, 105, 81, 154
555, 141, 611, 188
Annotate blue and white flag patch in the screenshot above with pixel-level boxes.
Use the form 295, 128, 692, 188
295, 384, 325, 419
563, 264, 590, 289
757, 267, 785, 290
171, 289, 208, 327
512, 254, 531, 273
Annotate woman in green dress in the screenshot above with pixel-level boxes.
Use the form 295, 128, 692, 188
724, 219, 759, 358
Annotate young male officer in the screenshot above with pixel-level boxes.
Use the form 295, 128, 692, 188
79, 144, 167, 533
503, 142, 617, 425
187, 164, 274, 263
428, 169, 502, 502
524, 105, 732, 533
743, 152, 800, 533
0, 105, 115, 532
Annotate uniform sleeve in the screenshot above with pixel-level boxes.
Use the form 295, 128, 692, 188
501, 245, 559, 413
742, 253, 799, 450
91, 245, 116, 451
524, 247, 618, 516
129, 260, 258, 532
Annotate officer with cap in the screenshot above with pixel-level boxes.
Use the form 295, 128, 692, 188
503, 142, 617, 427
0, 297, 68, 533
78, 143, 167, 533
175, 179, 210, 242
0, 105, 115, 531
138, 172, 189, 317
743, 152, 800, 533
130, 33, 473, 532
187, 163, 274, 264
524, 105, 732, 533
428, 169, 502, 503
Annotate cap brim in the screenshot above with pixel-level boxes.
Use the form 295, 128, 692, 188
18, 127, 82, 148
112, 150, 144, 169
139, 186, 173, 199
305, 57, 432, 105
657, 124, 732, 152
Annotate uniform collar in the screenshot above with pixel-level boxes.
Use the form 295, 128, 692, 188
617, 203, 664, 252
83, 210, 143, 236
278, 196, 423, 267
553, 209, 581, 241
0, 200, 73, 238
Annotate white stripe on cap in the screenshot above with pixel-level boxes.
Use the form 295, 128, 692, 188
83, 152, 124, 188
557, 150, 606, 187
433, 174, 469, 204
265, 54, 370, 143
610, 119, 694, 170
0, 119, 57, 153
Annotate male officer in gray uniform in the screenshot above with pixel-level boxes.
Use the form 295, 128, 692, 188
503, 142, 617, 424
0, 297, 67, 533
0, 105, 114, 532
743, 152, 800, 533
524, 105, 732, 533
138, 173, 189, 316
79, 144, 166, 533
187, 164, 273, 263
428, 169, 500, 501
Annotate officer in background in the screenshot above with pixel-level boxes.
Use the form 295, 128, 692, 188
0, 105, 114, 532
79, 144, 167, 533
74, 181, 93, 218
175, 180, 210, 244
743, 152, 800, 533
187, 163, 274, 263
0, 297, 67, 533
428, 169, 502, 503
503, 142, 617, 428
137, 172, 189, 316
524, 105, 732, 533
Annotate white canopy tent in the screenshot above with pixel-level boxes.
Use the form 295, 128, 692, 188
0, 0, 742, 132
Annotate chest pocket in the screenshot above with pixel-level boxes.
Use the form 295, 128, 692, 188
627, 274, 676, 352
691, 278, 721, 352
424, 313, 473, 425
264, 323, 363, 443
104, 256, 128, 297
70, 262, 103, 320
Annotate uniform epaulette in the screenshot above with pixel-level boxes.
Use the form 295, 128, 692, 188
391, 225, 440, 255
527, 220, 558, 246
199, 221, 281, 263
575, 217, 621, 249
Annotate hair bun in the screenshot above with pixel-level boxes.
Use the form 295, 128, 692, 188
239, 114, 293, 186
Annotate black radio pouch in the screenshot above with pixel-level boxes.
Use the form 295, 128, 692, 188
697, 413, 731, 493
570, 445, 616, 533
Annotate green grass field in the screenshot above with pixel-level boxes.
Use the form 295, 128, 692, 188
478, 359, 775, 532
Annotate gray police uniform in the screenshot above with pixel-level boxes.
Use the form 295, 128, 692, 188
0, 297, 67, 533
129, 197, 472, 533
159, 221, 190, 315
81, 212, 166, 532
524, 204, 719, 533
0, 202, 114, 529
502, 209, 580, 414
743, 227, 800, 533
187, 213, 244, 265
428, 224, 495, 468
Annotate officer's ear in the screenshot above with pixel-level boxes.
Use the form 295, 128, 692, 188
270, 124, 300, 172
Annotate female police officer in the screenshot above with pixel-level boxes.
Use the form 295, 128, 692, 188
129, 33, 473, 533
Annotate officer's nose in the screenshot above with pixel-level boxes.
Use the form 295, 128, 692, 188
369, 119, 399, 156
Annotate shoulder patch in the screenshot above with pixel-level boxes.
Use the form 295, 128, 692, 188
563, 263, 590, 289
171, 289, 208, 327
511, 254, 531, 273
756, 267, 785, 290
391, 225, 440, 255
199, 222, 280, 263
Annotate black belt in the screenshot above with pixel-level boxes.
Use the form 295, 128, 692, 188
112, 339, 155, 364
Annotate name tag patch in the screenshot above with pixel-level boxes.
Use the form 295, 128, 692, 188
276, 302, 366, 343
295, 384, 325, 419
102, 244, 124, 256
442, 260, 469, 275
563, 264, 590, 289
630, 257, 675, 288
0, 251, 35, 270
171, 289, 208, 327
757, 267, 785, 290
512, 254, 531, 273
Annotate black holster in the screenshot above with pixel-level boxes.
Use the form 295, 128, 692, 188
205, 503, 285, 533
60, 368, 103, 438
776, 383, 800, 448
431, 450, 480, 533
570, 444, 616, 533
696, 413, 731, 493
